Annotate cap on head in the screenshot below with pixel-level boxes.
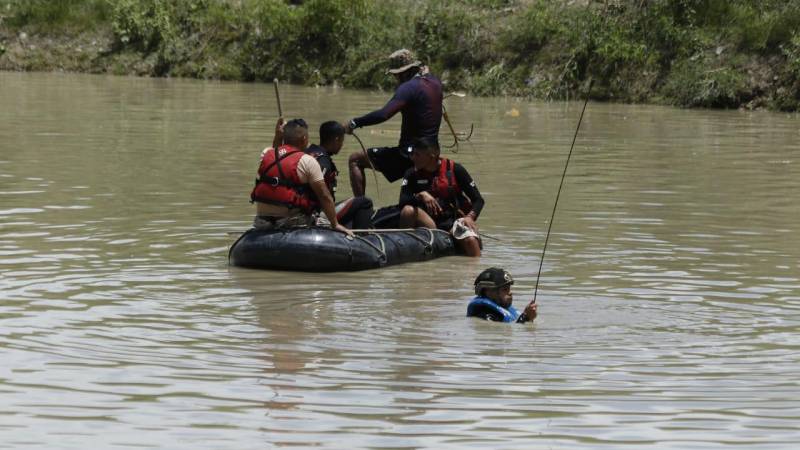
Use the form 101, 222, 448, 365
474, 267, 514, 296
387, 49, 422, 74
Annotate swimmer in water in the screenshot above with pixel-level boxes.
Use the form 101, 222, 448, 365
467, 268, 537, 323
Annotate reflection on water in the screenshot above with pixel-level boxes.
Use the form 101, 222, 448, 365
1, 72, 799, 449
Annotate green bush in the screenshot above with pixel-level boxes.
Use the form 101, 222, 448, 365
109, 0, 175, 52
237, 0, 301, 82
4, 0, 800, 111
501, 1, 564, 58
784, 32, 800, 78
662, 58, 749, 108
412, 0, 492, 71
1, 0, 110, 31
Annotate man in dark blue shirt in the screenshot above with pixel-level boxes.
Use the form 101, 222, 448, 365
345, 49, 443, 197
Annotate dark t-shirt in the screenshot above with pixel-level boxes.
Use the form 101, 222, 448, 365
352, 74, 443, 147
398, 160, 484, 228
305, 144, 337, 199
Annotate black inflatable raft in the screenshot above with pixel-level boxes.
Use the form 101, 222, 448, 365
228, 227, 456, 272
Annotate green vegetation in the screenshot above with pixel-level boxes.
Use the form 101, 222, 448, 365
1, 0, 799, 110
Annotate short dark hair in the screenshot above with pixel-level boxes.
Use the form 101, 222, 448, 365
283, 118, 308, 147
319, 121, 345, 144
412, 136, 440, 156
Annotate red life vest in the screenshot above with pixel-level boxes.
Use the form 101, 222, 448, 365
430, 158, 472, 215
250, 145, 319, 213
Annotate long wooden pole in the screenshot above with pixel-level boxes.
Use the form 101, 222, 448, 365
273, 78, 283, 117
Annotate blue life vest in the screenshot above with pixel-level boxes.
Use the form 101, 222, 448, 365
466, 296, 520, 323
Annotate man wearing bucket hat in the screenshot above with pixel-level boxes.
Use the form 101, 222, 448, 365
345, 48, 443, 197
467, 268, 538, 323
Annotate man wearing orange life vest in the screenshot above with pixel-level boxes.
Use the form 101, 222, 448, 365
250, 118, 352, 236
397, 137, 484, 257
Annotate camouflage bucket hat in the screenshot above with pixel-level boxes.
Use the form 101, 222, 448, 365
386, 49, 422, 74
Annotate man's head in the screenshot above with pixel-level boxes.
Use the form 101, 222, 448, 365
410, 136, 440, 170
386, 49, 422, 83
319, 121, 345, 155
474, 268, 514, 308
283, 118, 309, 149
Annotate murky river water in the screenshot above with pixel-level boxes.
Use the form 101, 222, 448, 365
1, 72, 799, 449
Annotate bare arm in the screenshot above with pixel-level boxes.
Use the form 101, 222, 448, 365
309, 180, 352, 236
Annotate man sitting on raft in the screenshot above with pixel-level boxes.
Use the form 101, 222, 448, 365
250, 118, 352, 236
467, 268, 537, 323
397, 137, 484, 256
305, 121, 375, 229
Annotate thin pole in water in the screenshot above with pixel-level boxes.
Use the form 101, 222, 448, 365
532, 79, 594, 304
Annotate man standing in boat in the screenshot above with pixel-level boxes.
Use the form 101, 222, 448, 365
467, 268, 538, 324
251, 118, 352, 236
344, 49, 443, 197
397, 137, 483, 257
305, 121, 374, 229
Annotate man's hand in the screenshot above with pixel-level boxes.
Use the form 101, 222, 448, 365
334, 222, 354, 237
522, 300, 538, 322
417, 191, 442, 216
344, 119, 355, 135
461, 215, 478, 233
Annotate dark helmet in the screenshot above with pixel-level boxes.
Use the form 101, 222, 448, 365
474, 267, 514, 296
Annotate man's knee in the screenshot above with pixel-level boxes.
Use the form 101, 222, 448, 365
348, 151, 367, 168
400, 205, 416, 218
356, 196, 374, 209
460, 237, 482, 257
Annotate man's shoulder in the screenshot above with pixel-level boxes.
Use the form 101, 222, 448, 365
422, 72, 441, 83
298, 153, 319, 164
401, 73, 440, 88
296, 153, 324, 182
451, 160, 470, 174
466, 297, 505, 322
305, 144, 326, 155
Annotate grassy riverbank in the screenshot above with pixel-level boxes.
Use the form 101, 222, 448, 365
2, 0, 800, 111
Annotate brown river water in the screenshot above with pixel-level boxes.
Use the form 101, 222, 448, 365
1, 71, 799, 449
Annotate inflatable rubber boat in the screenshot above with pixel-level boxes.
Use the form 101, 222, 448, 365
228, 227, 456, 272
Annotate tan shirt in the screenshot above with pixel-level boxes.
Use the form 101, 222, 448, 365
255, 148, 324, 217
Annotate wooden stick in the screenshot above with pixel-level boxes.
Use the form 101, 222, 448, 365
273, 78, 283, 117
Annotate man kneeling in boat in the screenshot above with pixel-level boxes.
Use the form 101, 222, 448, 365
250, 118, 352, 235
305, 121, 374, 229
397, 137, 484, 256
467, 268, 537, 324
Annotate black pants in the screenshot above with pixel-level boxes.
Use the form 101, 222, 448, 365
336, 196, 374, 229
366, 146, 414, 182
